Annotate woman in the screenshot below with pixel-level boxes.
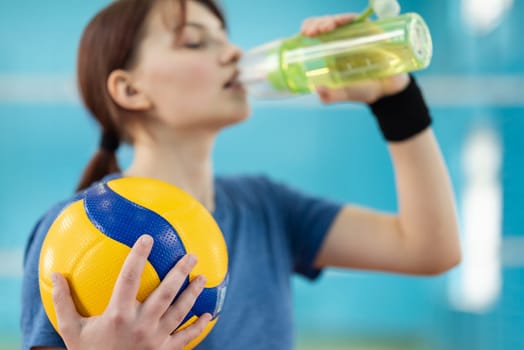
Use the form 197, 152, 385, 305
21, 0, 461, 349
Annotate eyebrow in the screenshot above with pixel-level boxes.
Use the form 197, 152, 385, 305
184, 21, 226, 32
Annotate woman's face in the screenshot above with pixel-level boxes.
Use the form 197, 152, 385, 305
127, 0, 249, 131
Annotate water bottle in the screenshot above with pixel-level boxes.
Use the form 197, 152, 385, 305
239, 12, 432, 98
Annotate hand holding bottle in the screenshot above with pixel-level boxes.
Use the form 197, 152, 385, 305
239, 0, 431, 101
300, 13, 410, 104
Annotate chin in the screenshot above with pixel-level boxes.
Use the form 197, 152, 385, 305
236, 104, 251, 121
223, 104, 251, 125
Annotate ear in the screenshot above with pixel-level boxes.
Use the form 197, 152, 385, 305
107, 69, 152, 111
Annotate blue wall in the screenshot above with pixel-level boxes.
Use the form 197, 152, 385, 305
1, 1, 523, 349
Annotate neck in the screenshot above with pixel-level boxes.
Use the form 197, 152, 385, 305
125, 129, 217, 212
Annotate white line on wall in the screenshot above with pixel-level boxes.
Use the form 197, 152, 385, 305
0, 250, 23, 277
1, 74, 524, 107
0, 73, 78, 104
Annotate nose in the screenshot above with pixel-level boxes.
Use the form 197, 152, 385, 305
220, 42, 243, 65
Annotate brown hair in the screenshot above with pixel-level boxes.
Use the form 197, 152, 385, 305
75, 0, 226, 191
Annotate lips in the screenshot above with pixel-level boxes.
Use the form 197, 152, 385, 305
223, 71, 239, 89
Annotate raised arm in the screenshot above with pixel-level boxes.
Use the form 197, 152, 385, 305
315, 129, 460, 275
300, 14, 461, 275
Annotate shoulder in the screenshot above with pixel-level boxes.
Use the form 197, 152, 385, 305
24, 194, 82, 263
23, 176, 115, 263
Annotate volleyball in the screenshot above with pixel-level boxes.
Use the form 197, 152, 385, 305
39, 177, 228, 349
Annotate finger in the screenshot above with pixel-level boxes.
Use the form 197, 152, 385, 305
168, 313, 212, 348
300, 17, 320, 34
316, 86, 345, 103
302, 14, 358, 37
160, 275, 206, 333
51, 272, 81, 339
318, 18, 337, 34
306, 17, 335, 36
143, 254, 198, 320
301, 16, 329, 36
109, 235, 154, 309
334, 13, 358, 25
317, 82, 381, 104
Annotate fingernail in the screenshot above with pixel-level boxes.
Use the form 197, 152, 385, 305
50, 272, 58, 286
187, 254, 197, 265
317, 86, 328, 96
141, 235, 153, 246
196, 275, 207, 286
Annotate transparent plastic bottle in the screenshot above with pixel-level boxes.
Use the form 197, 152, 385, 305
239, 13, 432, 98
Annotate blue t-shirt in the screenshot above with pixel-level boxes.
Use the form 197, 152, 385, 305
21, 175, 342, 350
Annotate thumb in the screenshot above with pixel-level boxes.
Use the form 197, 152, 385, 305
51, 272, 81, 338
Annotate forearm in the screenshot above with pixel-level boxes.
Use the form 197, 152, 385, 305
388, 128, 461, 271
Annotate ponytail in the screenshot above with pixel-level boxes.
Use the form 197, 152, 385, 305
76, 130, 121, 192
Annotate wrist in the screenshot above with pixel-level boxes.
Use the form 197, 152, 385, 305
369, 75, 432, 142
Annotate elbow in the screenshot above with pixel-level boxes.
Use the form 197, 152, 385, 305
417, 229, 462, 276
421, 250, 462, 276
398, 211, 462, 276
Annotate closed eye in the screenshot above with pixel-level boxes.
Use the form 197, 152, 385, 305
184, 42, 206, 49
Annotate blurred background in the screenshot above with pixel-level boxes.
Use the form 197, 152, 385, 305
1, 0, 523, 349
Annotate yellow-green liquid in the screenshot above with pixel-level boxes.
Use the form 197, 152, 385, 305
269, 13, 432, 94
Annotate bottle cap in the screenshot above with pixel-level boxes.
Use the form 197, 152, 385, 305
408, 13, 432, 66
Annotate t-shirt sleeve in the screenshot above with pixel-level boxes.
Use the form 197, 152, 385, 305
21, 206, 67, 350
263, 177, 344, 280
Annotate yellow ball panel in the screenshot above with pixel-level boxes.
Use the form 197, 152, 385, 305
169, 208, 228, 287
40, 200, 96, 276
39, 199, 160, 332
107, 177, 198, 219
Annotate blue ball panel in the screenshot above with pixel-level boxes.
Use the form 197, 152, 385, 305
193, 275, 228, 319
84, 182, 187, 280
180, 277, 228, 324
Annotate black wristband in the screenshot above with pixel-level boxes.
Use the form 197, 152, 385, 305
369, 75, 432, 142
